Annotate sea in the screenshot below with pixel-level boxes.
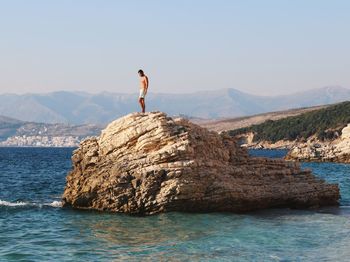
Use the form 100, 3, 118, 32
0, 147, 349, 261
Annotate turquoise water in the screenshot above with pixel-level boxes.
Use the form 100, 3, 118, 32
0, 148, 349, 261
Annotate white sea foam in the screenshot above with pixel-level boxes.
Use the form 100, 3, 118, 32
0, 200, 28, 207
47, 201, 62, 208
0, 199, 62, 208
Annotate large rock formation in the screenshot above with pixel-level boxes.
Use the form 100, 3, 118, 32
286, 124, 350, 163
62, 112, 340, 215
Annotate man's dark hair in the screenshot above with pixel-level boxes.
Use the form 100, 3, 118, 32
138, 69, 144, 74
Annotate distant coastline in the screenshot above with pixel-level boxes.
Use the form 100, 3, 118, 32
0, 135, 81, 147
0, 115, 101, 147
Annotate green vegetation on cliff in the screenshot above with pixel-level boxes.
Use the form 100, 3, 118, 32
228, 101, 350, 142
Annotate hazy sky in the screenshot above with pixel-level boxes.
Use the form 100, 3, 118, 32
0, 0, 349, 95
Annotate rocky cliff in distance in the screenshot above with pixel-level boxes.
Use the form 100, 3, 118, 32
286, 124, 350, 163
62, 112, 340, 215
228, 101, 350, 163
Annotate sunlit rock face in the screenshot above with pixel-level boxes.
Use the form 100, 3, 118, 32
62, 112, 339, 215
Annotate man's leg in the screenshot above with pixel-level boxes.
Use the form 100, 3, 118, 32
139, 98, 145, 113
138, 98, 143, 112
142, 98, 145, 113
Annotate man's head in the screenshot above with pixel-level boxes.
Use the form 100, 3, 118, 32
138, 69, 144, 76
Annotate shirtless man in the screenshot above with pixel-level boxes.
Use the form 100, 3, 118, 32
138, 69, 149, 113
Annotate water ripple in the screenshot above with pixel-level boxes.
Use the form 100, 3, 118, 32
0, 148, 349, 261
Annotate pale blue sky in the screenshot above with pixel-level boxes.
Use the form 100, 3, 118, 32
0, 0, 349, 95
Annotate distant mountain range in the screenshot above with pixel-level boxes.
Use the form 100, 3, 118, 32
0, 86, 349, 124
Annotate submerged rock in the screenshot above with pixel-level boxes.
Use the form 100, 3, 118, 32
62, 112, 340, 215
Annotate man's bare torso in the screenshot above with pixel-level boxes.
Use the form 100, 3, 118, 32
140, 75, 149, 90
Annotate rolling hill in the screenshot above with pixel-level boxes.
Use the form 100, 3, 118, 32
228, 101, 350, 143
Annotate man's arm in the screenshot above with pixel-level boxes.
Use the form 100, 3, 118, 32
145, 76, 149, 89
144, 76, 149, 94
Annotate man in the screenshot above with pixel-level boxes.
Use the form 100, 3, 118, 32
138, 69, 149, 113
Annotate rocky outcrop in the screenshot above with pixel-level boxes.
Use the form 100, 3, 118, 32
236, 133, 297, 149
62, 112, 340, 215
286, 124, 350, 163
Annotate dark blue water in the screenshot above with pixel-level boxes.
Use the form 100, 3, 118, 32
0, 148, 349, 261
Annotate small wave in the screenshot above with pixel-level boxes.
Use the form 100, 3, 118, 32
269, 254, 282, 261
0, 199, 62, 208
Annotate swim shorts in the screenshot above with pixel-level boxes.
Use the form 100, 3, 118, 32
139, 88, 146, 99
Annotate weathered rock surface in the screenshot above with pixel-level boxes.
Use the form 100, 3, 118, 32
62, 112, 340, 215
286, 124, 350, 163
